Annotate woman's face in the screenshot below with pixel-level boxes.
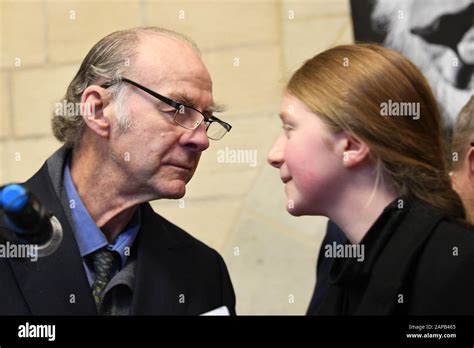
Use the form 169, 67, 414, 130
267, 93, 344, 216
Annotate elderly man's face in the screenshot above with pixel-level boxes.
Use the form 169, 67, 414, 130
451, 147, 474, 219
106, 34, 212, 199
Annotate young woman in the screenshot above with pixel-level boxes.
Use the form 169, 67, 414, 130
267, 44, 474, 315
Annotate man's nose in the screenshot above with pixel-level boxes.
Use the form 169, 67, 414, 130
181, 123, 210, 153
267, 136, 284, 169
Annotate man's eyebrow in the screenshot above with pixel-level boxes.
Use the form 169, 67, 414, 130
168, 91, 195, 107
206, 102, 227, 114
168, 91, 227, 114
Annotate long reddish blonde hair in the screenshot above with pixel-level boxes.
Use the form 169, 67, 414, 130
287, 44, 465, 220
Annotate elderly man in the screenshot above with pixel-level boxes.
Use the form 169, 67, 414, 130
0, 27, 235, 315
451, 96, 474, 223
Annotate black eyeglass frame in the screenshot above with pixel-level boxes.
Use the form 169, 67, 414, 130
100, 77, 232, 140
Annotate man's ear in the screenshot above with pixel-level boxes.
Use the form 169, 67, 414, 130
467, 147, 474, 179
80, 85, 112, 138
340, 134, 370, 168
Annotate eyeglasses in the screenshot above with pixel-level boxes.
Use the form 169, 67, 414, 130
100, 77, 232, 140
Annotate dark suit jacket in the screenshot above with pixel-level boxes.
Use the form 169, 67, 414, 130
0, 146, 236, 315
311, 199, 474, 315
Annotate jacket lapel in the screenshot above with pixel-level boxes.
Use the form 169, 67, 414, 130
131, 203, 193, 315
8, 161, 97, 315
356, 201, 445, 315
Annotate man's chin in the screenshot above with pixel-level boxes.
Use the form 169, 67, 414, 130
170, 190, 186, 199
157, 182, 187, 200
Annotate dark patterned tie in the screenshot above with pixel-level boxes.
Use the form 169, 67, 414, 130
91, 248, 117, 310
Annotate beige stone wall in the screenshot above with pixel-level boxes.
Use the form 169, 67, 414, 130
0, 0, 353, 314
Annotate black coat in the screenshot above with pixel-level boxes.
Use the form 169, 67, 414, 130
307, 220, 347, 315
314, 198, 474, 315
0, 147, 236, 315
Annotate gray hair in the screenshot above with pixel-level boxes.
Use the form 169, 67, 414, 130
52, 27, 200, 148
452, 96, 474, 170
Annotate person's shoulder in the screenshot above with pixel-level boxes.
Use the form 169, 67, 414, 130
407, 199, 474, 271
410, 199, 474, 246
408, 216, 474, 314
420, 215, 474, 268
146, 206, 223, 260
433, 217, 474, 245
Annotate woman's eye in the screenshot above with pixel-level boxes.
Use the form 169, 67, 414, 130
282, 124, 293, 133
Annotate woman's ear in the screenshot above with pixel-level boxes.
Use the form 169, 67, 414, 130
80, 85, 112, 138
341, 134, 370, 168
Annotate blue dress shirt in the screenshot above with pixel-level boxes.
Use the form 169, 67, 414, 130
63, 162, 140, 286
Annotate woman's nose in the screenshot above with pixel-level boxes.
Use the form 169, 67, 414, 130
267, 137, 284, 169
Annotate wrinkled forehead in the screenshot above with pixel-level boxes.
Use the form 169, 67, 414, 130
131, 33, 213, 106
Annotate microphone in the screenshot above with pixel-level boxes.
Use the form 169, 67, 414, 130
0, 184, 63, 258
